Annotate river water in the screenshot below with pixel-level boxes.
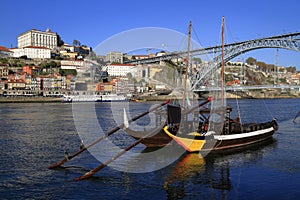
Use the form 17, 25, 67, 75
0, 98, 300, 199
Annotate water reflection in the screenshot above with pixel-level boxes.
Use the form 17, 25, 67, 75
164, 138, 277, 199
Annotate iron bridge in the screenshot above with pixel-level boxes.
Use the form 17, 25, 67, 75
125, 32, 300, 90
195, 84, 300, 92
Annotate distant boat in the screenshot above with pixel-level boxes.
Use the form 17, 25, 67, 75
101, 93, 127, 102
62, 94, 101, 102
62, 93, 127, 102
156, 89, 172, 95
130, 98, 147, 103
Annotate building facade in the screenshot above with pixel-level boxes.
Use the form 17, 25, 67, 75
106, 51, 123, 63
105, 63, 136, 77
10, 46, 51, 59
18, 28, 58, 49
0, 46, 13, 57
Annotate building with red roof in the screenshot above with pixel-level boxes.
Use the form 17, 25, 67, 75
0, 46, 13, 57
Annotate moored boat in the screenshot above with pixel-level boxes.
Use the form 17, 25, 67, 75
125, 127, 171, 148
162, 17, 279, 153
62, 94, 101, 102
62, 93, 127, 102
101, 93, 127, 102
163, 117, 278, 152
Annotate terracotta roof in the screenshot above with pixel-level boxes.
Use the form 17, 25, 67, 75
0, 46, 12, 52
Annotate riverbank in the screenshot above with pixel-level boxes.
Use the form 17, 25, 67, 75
0, 93, 299, 103
0, 96, 62, 103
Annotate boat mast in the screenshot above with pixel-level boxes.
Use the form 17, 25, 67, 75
182, 21, 192, 108
221, 16, 225, 106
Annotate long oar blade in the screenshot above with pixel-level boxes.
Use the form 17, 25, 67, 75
74, 129, 156, 181
48, 100, 170, 169
124, 108, 129, 129
293, 111, 300, 122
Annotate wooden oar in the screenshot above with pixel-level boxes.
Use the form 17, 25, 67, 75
48, 99, 170, 169
74, 99, 211, 181
293, 111, 300, 122
74, 128, 157, 181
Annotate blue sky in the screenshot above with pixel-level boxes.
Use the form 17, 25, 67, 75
1, 0, 299, 68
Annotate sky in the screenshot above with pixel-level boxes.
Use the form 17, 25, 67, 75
1, 0, 299, 69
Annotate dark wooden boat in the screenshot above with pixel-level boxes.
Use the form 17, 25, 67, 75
163, 17, 279, 153
126, 127, 172, 148
163, 117, 278, 152
124, 99, 212, 148
125, 18, 280, 152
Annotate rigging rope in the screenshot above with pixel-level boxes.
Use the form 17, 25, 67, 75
235, 96, 244, 132
263, 99, 275, 119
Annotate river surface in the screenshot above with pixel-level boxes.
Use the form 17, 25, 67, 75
0, 98, 300, 199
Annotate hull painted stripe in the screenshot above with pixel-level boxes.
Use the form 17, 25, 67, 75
214, 127, 274, 140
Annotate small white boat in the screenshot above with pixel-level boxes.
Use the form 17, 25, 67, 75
62, 94, 101, 102
101, 93, 127, 102
62, 94, 127, 102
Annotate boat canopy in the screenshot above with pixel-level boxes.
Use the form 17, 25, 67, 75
167, 105, 181, 125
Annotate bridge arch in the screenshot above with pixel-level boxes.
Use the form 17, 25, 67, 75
191, 33, 300, 89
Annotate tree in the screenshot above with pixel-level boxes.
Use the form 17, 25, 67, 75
286, 66, 296, 73
59, 68, 77, 76
73, 39, 81, 46
256, 61, 267, 71
246, 57, 257, 65
49, 61, 58, 68
20, 55, 28, 59
192, 57, 202, 64
57, 35, 64, 47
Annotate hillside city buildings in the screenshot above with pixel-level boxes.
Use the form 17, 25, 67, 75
0, 27, 300, 98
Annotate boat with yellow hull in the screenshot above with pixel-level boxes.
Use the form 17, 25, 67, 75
163, 119, 278, 153
163, 126, 206, 152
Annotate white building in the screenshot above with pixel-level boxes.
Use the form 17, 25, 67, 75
60, 60, 93, 72
18, 28, 58, 49
105, 63, 136, 77
106, 51, 123, 63
0, 46, 13, 57
10, 46, 51, 59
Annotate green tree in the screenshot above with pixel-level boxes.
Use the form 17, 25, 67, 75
246, 57, 257, 65
192, 57, 202, 64
286, 66, 296, 73
57, 35, 64, 46
256, 61, 267, 71
20, 55, 28, 59
49, 61, 58, 68
59, 68, 77, 76
73, 39, 81, 46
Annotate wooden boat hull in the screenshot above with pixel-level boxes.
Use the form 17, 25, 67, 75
203, 127, 275, 152
126, 128, 172, 148
164, 126, 206, 152
163, 119, 278, 152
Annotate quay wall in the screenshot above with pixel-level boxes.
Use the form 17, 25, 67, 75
0, 96, 62, 103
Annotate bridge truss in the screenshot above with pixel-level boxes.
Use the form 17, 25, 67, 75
190, 32, 300, 90
125, 32, 300, 91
